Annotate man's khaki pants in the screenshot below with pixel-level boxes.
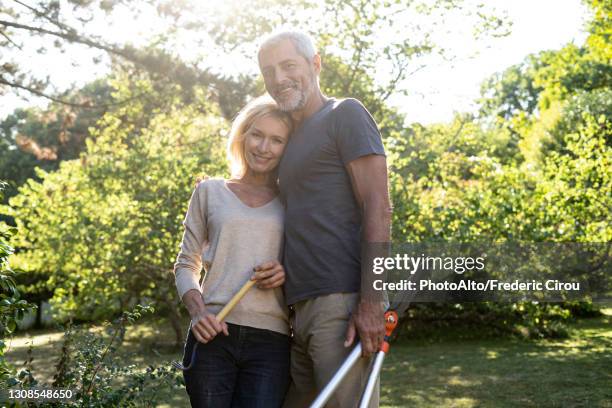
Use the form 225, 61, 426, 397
283, 293, 379, 408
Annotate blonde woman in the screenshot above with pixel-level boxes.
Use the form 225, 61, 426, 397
174, 96, 293, 407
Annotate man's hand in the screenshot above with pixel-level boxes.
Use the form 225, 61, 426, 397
251, 260, 286, 289
182, 289, 229, 343
344, 301, 385, 357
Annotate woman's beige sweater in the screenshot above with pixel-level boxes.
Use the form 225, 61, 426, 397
173, 179, 288, 335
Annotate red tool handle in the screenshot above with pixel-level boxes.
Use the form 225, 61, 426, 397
380, 310, 398, 353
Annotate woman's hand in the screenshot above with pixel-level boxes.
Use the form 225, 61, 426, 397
191, 310, 229, 344
252, 260, 286, 289
182, 289, 229, 343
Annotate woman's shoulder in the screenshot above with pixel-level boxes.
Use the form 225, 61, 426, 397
191, 178, 227, 206
195, 177, 226, 192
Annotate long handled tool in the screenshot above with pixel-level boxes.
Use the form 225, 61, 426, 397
309, 310, 399, 408
309, 251, 424, 408
172, 279, 256, 370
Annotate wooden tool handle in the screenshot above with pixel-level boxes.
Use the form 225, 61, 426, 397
215, 279, 256, 321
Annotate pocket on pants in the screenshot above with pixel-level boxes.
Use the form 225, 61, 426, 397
335, 292, 359, 320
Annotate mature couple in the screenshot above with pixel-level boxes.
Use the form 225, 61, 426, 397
173, 30, 392, 408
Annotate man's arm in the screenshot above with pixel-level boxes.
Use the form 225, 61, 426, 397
344, 154, 392, 356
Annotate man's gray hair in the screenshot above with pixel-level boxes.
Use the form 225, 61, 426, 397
258, 30, 317, 61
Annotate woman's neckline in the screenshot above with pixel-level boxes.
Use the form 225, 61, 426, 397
222, 180, 278, 210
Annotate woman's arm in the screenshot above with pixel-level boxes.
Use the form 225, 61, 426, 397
183, 289, 228, 342
174, 183, 209, 298
174, 182, 228, 342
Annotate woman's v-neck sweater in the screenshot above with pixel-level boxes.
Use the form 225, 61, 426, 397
173, 178, 288, 335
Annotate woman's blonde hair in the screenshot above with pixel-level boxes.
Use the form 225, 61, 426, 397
227, 95, 293, 178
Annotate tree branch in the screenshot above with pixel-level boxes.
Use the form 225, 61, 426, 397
343, 33, 365, 95
0, 77, 149, 109
0, 19, 133, 60
380, 62, 425, 102
0, 29, 22, 49
0, 18, 219, 102
11, 0, 71, 32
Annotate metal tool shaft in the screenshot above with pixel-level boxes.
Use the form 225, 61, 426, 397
309, 342, 363, 408
358, 350, 385, 408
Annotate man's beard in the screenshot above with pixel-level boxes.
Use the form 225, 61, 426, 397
277, 88, 307, 112
275, 76, 314, 112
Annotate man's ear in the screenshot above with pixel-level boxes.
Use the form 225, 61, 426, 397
313, 53, 322, 75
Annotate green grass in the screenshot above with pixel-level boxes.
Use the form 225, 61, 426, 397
381, 312, 611, 407
5, 310, 611, 407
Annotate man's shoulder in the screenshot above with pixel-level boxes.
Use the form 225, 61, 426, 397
331, 97, 368, 113
329, 98, 374, 125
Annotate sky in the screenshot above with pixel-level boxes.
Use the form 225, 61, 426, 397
388, 0, 590, 123
0, 0, 590, 124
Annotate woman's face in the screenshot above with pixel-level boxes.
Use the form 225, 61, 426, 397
244, 114, 290, 175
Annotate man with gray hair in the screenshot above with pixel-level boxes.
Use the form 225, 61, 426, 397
258, 30, 391, 407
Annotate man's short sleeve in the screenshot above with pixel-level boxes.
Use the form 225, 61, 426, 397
333, 99, 385, 165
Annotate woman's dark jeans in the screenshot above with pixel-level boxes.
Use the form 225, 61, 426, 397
182, 323, 290, 408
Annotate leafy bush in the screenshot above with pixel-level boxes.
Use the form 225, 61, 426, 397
399, 301, 601, 341
1, 181, 37, 391
7, 304, 184, 407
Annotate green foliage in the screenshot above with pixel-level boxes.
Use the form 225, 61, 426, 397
2, 0, 609, 341
479, 0, 611, 166
479, 55, 544, 121
0, 181, 37, 391
4, 75, 228, 322
385, 0, 611, 336
389, 98, 610, 243
401, 0, 612, 243
402, 302, 583, 340
7, 304, 184, 407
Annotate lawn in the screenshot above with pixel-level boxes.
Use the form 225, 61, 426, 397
380, 311, 611, 407
5, 309, 611, 407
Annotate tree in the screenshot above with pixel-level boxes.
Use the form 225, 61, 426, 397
0, 80, 115, 203
198, 0, 509, 125
478, 0, 610, 168
2, 0, 509, 113
0, 0, 221, 104
4, 75, 228, 344
384, 0, 610, 335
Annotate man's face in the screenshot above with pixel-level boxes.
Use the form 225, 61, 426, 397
258, 39, 318, 112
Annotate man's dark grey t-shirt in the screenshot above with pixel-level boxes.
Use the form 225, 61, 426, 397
278, 98, 385, 305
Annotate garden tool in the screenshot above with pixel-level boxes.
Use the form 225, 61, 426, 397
309, 310, 398, 408
172, 278, 256, 371
310, 270, 417, 408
